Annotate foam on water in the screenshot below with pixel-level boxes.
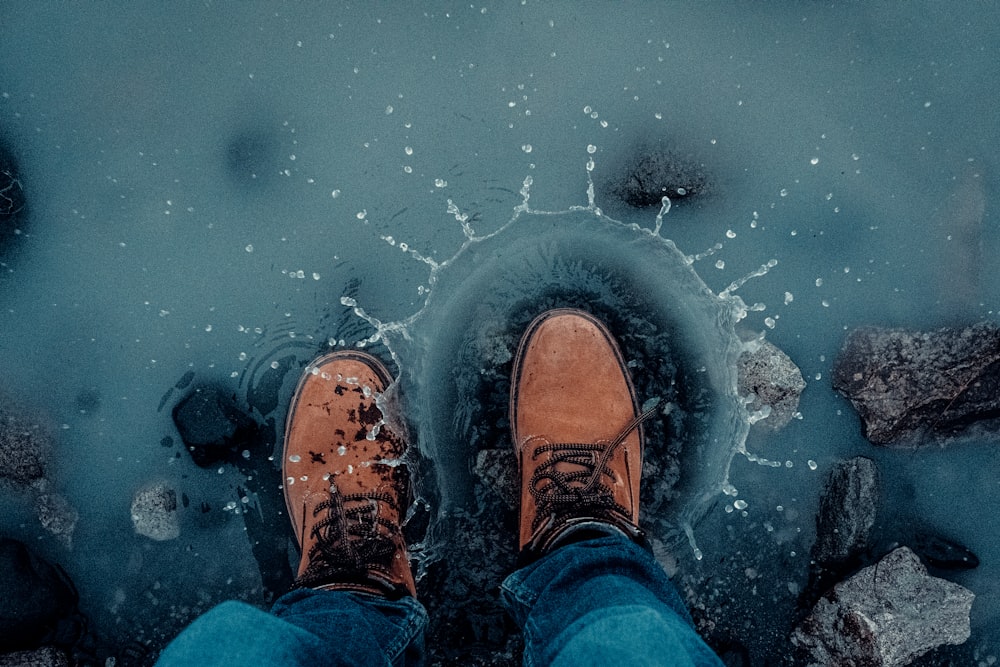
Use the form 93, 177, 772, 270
341, 160, 781, 561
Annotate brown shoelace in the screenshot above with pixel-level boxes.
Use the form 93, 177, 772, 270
295, 485, 401, 589
528, 404, 659, 531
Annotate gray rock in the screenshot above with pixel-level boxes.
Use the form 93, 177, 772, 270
832, 323, 1000, 445
32, 483, 79, 550
791, 546, 974, 666
0, 647, 68, 667
737, 338, 806, 430
131, 481, 180, 541
812, 457, 879, 568
0, 402, 50, 488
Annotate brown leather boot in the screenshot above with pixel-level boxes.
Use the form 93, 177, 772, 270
510, 308, 656, 558
282, 350, 416, 597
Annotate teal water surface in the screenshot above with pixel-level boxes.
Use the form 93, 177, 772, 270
1, 3, 998, 664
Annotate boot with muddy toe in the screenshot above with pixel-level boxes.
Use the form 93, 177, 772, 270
283, 351, 415, 598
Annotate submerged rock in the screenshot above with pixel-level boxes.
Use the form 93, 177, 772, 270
0, 647, 68, 667
812, 456, 879, 569
832, 323, 1000, 445
0, 539, 77, 652
172, 385, 258, 467
737, 338, 805, 430
791, 546, 973, 666
611, 144, 709, 208
32, 484, 79, 550
0, 403, 50, 488
473, 448, 517, 510
131, 481, 180, 541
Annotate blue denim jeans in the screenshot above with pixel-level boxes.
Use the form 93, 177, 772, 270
155, 534, 722, 666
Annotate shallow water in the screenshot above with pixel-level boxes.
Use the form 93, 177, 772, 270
1, 2, 998, 664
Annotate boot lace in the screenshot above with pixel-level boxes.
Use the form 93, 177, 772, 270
295, 485, 401, 589
528, 405, 659, 532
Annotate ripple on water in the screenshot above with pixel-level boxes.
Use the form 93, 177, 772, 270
346, 174, 754, 561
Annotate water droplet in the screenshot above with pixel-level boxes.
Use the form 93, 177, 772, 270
288, 454, 301, 463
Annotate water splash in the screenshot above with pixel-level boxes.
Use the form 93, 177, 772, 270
343, 159, 767, 560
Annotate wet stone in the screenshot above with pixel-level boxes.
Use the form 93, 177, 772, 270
172, 385, 258, 467
33, 486, 79, 550
131, 481, 181, 541
791, 546, 974, 667
0, 647, 68, 667
609, 144, 709, 208
812, 456, 879, 570
737, 337, 805, 430
0, 539, 78, 653
0, 402, 50, 488
473, 448, 517, 510
832, 323, 1000, 445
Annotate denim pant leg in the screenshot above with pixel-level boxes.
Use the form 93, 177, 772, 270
500, 534, 723, 667
155, 589, 428, 667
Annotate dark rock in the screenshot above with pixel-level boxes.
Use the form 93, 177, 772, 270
812, 456, 879, 569
0, 539, 77, 652
474, 448, 517, 510
0, 647, 68, 667
832, 323, 1000, 445
791, 546, 973, 666
911, 532, 979, 571
0, 402, 51, 488
172, 385, 258, 467
737, 338, 805, 430
611, 144, 709, 208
